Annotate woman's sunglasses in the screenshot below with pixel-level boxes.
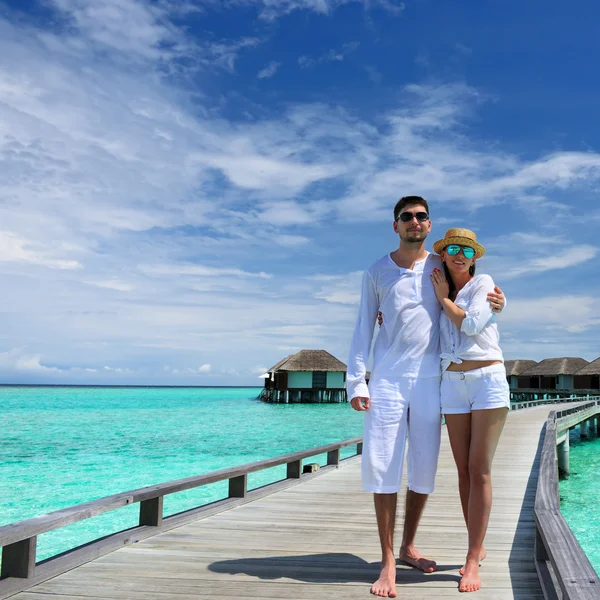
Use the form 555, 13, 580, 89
446, 244, 476, 259
398, 211, 429, 223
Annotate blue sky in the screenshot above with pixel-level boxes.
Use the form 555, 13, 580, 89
1, 0, 600, 385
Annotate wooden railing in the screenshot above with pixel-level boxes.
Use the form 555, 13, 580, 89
534, 399, 600, 600
0, 437, 362, 599
509, 397, 597, 411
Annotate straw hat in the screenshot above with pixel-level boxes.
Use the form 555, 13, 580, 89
432, 228, 486, 259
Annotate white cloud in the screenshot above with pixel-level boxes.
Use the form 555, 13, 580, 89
257, 61, 281, 79
103, 365, 133, 373
166, 364, 213, 375
140, 264, 272, 278
504, 245, 598, 278
202, 37, 262, 72
0, 349, 62, 374
221, 0, 405, 21
298, 42, 359, 68
85, 280, 135, 291
255, 201, 331, 225
311, 271, 363, 304
192, 151, 340, 192
483, 233, 599, 280
0, 231, 81, 270
49, 0, 194, 62
502, 295, 600, 334
272, 234, 311, 247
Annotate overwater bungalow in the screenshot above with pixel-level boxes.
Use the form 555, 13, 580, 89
574, 357, 600, 390
519, 357, 590, 390
504, 359, 538, 390
259, 349, 347, 403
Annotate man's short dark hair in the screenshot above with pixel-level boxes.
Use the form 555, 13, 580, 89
393, 196, 430, 221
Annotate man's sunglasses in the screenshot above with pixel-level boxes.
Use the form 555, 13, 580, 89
446, 244, 476, 259
397, 211, 429, 223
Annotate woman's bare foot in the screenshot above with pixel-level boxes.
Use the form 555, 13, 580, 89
459, 547, 486, 576
370, 560, 397, 597
399, 545, 437, 573
459, 558, 481, 593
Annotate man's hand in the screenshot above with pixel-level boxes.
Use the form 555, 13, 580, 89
350, 396, 370, 411
487, 285, 505, 313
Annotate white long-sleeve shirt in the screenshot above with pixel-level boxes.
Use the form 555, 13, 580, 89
346, 253, 443, 400
439, 274, 504, 372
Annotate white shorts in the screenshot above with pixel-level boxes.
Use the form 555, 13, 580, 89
441, 364, 510, 414
362, 376, 442, 495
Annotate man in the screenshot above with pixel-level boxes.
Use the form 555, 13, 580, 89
346, 196, 505, 598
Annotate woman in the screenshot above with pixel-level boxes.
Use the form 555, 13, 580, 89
430, 228, 510, 594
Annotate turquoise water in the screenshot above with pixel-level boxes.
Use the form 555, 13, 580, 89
560, 427, 600, 575
1, 386, 364, 562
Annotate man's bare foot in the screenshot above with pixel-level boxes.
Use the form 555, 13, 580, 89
399, 546, 437, 573
459, 547, 486, 576
370, 561, 397, 597
459, 558, 481, 592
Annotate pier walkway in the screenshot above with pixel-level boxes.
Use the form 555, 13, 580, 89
8, 404, 569, 600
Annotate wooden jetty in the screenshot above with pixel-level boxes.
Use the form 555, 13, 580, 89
2, 399, 600, 600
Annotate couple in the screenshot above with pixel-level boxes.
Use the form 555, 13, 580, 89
347, 196, 510, 596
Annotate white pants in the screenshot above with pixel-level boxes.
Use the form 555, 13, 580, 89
362, 376, 442, 495
441, 364, 510, 414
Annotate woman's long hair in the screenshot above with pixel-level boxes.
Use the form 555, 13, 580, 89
442, 260, 476, 298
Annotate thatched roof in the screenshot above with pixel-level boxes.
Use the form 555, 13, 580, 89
575, 357, 600, 375
267, 350, 347, 372
521, 357, 589, 376
504, 360, 538, 377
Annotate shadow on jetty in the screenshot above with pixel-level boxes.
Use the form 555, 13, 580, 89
209, 552, 462, 585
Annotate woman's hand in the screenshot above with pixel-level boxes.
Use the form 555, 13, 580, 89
430, 268, 450, 303
487, 285, 505, 313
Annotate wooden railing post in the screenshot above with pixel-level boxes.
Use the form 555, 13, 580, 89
1, 537, 37, 579
287, 460, 301, 479
327, 449, 340, 466
229, 474, 247, 498
139, 497, 163, 527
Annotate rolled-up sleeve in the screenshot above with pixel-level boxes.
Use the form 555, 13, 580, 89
460, 275, 495, 336
346, 269, 378, 400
